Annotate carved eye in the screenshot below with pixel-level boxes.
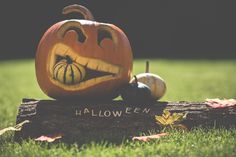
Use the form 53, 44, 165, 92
97, 28, 113, 46
65, 26, 86, 43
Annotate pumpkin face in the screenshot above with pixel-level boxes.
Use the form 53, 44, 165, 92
35, 5, 133, 99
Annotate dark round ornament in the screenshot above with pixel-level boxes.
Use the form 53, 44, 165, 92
120, 76, 153, 103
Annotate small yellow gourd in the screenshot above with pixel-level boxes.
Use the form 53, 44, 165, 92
53, 58, 86, 85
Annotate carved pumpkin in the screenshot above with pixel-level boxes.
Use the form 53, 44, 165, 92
35, 4, 133, 99
130, 61, 166, 100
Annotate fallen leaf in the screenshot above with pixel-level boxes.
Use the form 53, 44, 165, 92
132, 133, 168, 142
155, 109, 187, 126
206, 98, 236, 108
0, 120, 30, 136
35, 134, 63, 142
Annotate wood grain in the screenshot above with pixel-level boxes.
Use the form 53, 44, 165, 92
14, 99, 236, 143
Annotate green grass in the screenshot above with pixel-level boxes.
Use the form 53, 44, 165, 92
0, 59, 236, 157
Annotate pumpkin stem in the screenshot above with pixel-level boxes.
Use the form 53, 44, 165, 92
62, 4, 94, 21
65, 55, 73, 64
146, 61, 149, 73
134, 75, 138, 85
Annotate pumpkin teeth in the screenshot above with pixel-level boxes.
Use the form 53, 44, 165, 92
48, 43, 123, 89
50, 43, 121, 75
75, 57, 89, 67
85, 59, 119, 75
86, 60, 99, 71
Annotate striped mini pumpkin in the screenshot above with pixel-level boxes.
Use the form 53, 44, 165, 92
53, 59, 86, 85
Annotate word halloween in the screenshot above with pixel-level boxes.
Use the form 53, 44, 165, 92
75, 107, 151, 118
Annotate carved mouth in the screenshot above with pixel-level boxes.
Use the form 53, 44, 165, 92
48, 43, 122, 90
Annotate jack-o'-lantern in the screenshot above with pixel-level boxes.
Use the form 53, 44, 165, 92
35, 4, 133, 100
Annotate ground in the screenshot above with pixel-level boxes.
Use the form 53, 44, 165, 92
0, 59, 236, 157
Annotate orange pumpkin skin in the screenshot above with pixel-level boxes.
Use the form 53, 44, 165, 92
36, 19, 133, 100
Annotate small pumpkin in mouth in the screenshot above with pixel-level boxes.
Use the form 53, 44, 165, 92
53, 56, 86, 85
35, 4, 133, 100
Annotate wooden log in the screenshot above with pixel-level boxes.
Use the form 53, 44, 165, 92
14, 99, 236, 143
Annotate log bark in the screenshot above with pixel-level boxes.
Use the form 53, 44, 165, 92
14, 99, 236, 143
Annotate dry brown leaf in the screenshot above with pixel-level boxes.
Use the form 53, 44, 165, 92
35, 134, 63, 142
206, 98, 236, 108
132, 133, 168, 142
